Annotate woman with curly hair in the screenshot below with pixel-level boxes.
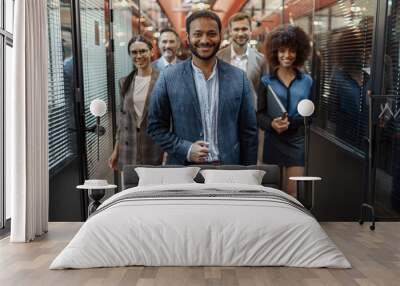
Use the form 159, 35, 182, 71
257, 26, 312, 197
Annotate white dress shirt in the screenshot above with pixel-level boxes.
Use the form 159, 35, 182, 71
161, 56, 177, 68
186, 60, 220, 162
231, 44, 249, 72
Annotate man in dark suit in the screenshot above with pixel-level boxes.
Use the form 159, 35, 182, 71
152, 28, 182, 71
147, 10, 258, 165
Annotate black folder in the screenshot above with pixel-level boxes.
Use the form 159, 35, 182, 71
267, 85, 287, 118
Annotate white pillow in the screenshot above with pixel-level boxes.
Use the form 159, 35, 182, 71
200, 169, 266, 185
135, 167, 201, 186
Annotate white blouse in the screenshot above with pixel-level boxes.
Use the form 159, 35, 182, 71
133, 75, 151, 128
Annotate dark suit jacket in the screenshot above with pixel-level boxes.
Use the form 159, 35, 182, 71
116, 68, 163, 169
147, 59, 258, 165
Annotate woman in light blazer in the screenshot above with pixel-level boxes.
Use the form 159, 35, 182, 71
109, 35, 163, 171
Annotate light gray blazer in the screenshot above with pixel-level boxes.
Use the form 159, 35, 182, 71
217, 45, 267, 106
116, 68, 163, 170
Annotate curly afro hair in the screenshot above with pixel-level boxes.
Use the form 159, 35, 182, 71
265, 25, 311, 69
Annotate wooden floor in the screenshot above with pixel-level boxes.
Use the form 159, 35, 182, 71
0, 222, 399, 286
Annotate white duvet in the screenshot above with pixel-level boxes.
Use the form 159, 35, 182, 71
50, 183, 351, 269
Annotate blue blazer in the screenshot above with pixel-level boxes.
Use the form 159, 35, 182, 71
152, 57, 182, 71
147, 59, 258, 165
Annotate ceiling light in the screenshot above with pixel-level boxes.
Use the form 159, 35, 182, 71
193, 2, 210, 10
350, 6, 361, 12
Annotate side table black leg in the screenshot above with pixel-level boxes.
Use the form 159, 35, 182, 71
297, 181, 313, 210
311, 182, 316, 211
88, 189, 105, 216
359, 203, 376, 230
297, 181, 304, 205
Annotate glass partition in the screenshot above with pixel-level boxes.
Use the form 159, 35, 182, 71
373, 0, 400, 217
312, 0, 376, 155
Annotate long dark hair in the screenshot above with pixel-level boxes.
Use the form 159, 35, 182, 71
121, 35, 153, 96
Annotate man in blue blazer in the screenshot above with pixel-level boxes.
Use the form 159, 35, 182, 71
147, 10, 257, 165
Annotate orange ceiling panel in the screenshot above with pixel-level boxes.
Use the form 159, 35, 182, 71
157, 0, 187, 40
157, 0, 248, 40
213, 0, 247, 29
156, 0, 339, 40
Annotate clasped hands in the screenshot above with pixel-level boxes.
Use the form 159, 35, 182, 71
271, 113, 290, 134
189, 140, 209, 163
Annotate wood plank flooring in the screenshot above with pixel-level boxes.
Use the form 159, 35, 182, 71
0, 222, 399, 286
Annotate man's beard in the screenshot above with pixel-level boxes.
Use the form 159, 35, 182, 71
233, 36, 249, 47
162, 48, 175, 60
188, 40, 220, 61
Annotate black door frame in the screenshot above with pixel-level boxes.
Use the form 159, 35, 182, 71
368, 0, 392, 217
104, 0, 118, 189
71, 0, 89, 220
71, 0, 117, 220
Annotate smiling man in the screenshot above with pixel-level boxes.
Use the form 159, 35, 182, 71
217, 13, 266, 105
217, 12, 267, 164
153, 28, 182, 71
147, 10, 258, 165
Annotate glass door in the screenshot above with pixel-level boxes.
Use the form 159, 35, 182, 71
79, 0, 114, 186
47, 0, 86, 221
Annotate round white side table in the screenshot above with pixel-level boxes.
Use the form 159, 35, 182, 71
77, 184, 117, 216
289, 176, 322, 210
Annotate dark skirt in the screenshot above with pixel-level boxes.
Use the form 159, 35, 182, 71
263, 131, 305, 167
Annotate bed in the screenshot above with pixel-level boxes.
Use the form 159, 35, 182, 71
50, 165, 351, 269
